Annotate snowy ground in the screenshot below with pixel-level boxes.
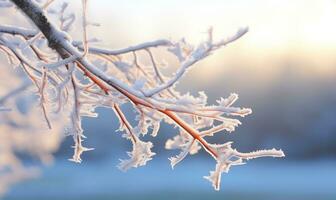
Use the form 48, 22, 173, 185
3, 158, 336, 200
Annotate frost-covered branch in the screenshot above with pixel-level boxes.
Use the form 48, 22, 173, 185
75, 39, 172, 55
0, 25, 38, 37
144, 27, 248, 97
0, 0, 285, 193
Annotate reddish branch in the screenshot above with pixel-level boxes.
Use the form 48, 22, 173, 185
9, 0, 218, 160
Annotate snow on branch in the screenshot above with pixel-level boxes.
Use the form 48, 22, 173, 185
144, 27, 248, 97
74, 39, 172, 55
0, 25, 38, 37
0, 0, 285, 193
204, 142, 284, 190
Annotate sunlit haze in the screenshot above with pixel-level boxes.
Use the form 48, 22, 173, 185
74, 0, 336, 86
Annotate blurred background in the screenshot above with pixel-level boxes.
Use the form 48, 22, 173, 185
2, 0, 336, 199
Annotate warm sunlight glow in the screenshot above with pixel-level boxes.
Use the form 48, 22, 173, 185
85, 0, 336, 81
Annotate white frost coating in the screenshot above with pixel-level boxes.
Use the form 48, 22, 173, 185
166, 132, 200, 168
144, 28, 248, 97
0, 25, 38, 37
213, 27, 249, 49
75, 39, 172, 55
0, 0, 285, 193
167, 39, 193, 62
118, 140, 155, 171
204, 142, 284, 190
37, 55, 78, 70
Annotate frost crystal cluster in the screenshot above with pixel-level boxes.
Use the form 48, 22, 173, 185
0, 0, 284, 192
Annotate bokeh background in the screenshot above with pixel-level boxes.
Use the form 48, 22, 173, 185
2, 0, 336, 199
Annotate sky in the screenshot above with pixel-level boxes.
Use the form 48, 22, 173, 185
0, 0, 329, 81
73, 0, 336, 83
